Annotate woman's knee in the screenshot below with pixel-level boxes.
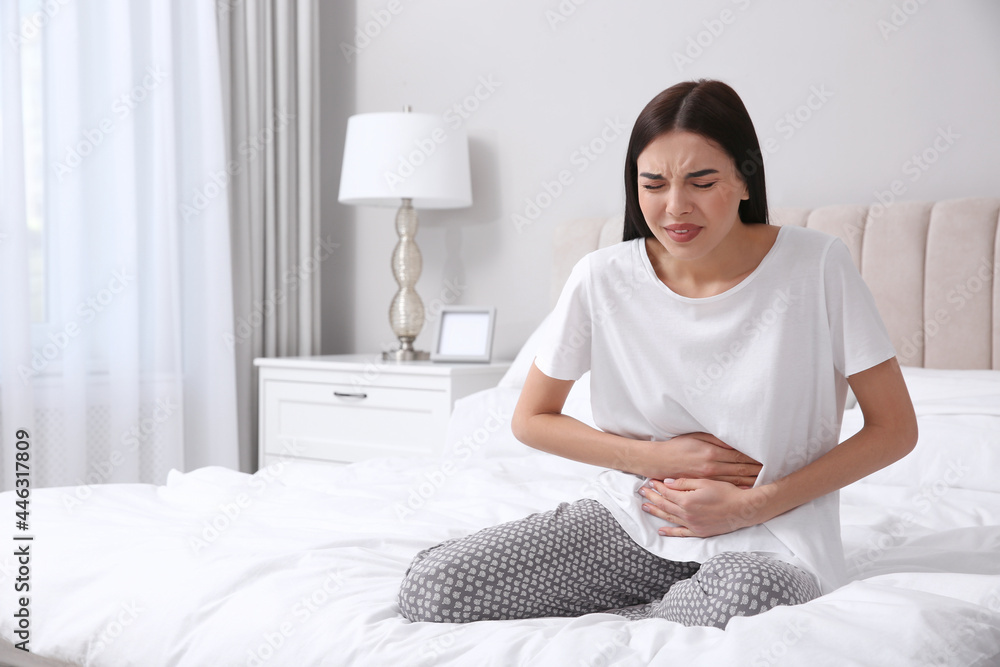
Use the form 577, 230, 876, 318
653, 552, 821, 628
398, 551, 447, 622
701, 552, 819, 602
398, 543, 479, 623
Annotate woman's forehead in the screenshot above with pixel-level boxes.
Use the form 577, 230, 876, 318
637, 131, 733, 172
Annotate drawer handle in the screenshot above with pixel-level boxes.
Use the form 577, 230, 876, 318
333, 391, 368, 400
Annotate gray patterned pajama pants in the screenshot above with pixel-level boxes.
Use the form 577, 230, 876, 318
398, 499, 821, 628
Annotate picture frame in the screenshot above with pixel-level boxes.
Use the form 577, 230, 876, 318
431, 306, 496, 363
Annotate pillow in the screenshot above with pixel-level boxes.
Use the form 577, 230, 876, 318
442, 375, 596, 461
898, 366, 1000, 412
445, 309, 595, 461
843, 367, 1000, 493
498, 312, 552, 389
441, 386, 531, 459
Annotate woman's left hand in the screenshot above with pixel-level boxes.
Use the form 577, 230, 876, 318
638, 478, 766, 538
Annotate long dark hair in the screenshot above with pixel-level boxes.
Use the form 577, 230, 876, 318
623, 80, 769, 242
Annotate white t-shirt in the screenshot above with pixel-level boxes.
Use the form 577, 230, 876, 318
533, 225, 896, 593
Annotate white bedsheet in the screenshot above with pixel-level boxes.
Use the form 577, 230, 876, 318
3, 370, 1000, 666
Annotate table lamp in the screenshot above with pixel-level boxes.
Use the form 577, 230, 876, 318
338, 107, 472, 361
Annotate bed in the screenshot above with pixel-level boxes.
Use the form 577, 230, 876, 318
2, 197, 1000, 667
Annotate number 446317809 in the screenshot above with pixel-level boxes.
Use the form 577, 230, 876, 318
15, 429, 30, 530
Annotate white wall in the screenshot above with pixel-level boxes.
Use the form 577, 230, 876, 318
321, 0, 1000, 360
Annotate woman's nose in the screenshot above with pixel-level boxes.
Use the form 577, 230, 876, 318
665, 187, 692, 216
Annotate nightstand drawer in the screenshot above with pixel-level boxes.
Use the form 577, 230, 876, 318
255, 354, 510, 469
262, 379, 449, 462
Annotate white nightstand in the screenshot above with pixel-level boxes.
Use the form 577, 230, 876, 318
254, 354, 510, 468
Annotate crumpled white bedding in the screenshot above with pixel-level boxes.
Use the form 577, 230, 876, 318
2, 368, 1000, 667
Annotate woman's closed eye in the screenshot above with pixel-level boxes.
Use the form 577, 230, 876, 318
641, 182, 717, 191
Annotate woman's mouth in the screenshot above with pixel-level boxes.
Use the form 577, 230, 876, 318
664, 224, 702, 243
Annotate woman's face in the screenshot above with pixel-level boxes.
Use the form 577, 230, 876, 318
636, 130, 749, 263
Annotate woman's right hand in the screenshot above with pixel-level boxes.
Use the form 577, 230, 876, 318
649, 433, 761, 488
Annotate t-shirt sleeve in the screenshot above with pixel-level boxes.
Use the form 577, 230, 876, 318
822, 238, 897, 377
532, 255, 593, 381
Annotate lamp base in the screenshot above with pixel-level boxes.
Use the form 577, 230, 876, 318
382, 348, 430, 362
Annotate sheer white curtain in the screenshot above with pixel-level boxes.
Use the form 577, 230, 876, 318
0, 1, 239, 491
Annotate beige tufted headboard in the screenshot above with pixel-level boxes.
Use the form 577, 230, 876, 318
551, 198, 1000, 370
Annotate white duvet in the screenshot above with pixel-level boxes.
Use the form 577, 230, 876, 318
2, 367, 1000, 667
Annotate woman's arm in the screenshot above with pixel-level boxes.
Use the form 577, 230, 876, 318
512, 361, 762, 486
642, 357, 918, 537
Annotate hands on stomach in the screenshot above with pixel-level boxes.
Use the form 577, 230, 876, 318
647, 432, 760, 488
639, 432, 765, 538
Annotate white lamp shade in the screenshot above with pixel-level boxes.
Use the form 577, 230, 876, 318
338, 112, 472, 209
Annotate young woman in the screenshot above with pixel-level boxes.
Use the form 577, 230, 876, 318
398, 80, 917, 628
